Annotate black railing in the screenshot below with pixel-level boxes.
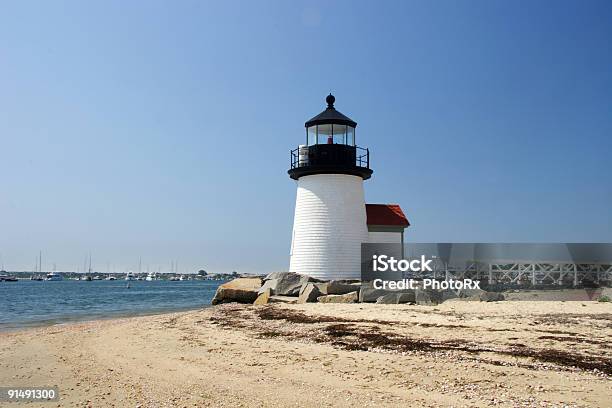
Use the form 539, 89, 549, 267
290, 148, 300, 168
290, 144, 370, 169
357, 146, 369, 168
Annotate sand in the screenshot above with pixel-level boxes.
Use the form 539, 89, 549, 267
0, 301, 610, 407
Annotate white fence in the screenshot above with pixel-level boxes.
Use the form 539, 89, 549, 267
417, 259, 612, 286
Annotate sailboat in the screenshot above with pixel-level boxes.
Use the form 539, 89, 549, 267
82, 253, 93, 281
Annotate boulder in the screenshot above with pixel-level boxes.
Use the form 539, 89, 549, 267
599, 287, 612, 299
375, 292, 416, 304
313, 282, 329, 295
415, 288, 443, 305
264, 271, 323, 282
398, 292, 416, 303
442, 297, 469, 303
211, 277, 262, 305
277, 274, 308, 296
297, 283, 322, 303
479, 291, 505, 302
326, 280, 362, 295
440, 289, 460, 302
457, 288, 485, 298
269, 295, 297, 304
358, 286, 415, 303
258, 279, 279, 295
317, 291, 358, 303
254, 288, 272, 305
264, 271, 290, 281
445, 291, 505, 302
261, 272, 317, 296
359, 287, 393, 303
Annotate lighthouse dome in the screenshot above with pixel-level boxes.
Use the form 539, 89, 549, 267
305, 93, 357, 128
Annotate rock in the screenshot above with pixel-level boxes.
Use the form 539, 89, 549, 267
359, 287, 391, 303
261, 272, 317, 296
445, 291, 505, 302
264, 271, 290, 281
313, 282, 329, 295
297, 283, 322, 303
276, 274, 308, 296
359, 286, 414, 303
440, 289, 460, 302
254, 288, 271, 305
375, 292, 416, 304
211, 277, 262, 305
399, 292, 417, 303
297, 281, 329, 299
599, 287, 612, 298
317, 291, 358, 303
479, 291, 505, 302
269, 295, 297, 304
264, 271, 322, 282
443, 297, 470, 303
415, 288, 443, 305
258, 279, 279, 295
326, 281, 362, 295
457, 288, 485, 298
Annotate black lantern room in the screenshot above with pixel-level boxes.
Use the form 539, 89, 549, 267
288, 94, 372, 180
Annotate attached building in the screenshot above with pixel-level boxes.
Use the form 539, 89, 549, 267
366, 204, 410, 244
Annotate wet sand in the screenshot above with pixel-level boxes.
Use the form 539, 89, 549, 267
0, 301, 610, 407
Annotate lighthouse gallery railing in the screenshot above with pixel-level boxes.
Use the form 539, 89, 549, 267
290, 145, 370, 169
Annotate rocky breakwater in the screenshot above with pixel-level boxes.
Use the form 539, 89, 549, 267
211, 273, 506, 306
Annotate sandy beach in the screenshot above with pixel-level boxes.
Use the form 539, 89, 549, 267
1, 301, 610, 407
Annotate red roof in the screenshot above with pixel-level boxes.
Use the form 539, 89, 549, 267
366, 204, 410, 227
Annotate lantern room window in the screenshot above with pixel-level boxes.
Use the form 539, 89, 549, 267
306, 124, 356, 146
307, 125, 317, 145
347, 126, 355, 146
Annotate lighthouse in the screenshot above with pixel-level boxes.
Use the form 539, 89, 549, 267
289, 94, 405, 281
288, 95, 410, 280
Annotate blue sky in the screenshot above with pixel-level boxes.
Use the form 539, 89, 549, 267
1, 1, 611, 274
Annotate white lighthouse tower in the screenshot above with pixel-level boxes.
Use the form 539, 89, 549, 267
288, 94, 373, 280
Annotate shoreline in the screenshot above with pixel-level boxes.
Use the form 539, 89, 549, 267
2, 287, 607, 333
0, 303, 213, 333
1, 301, 610, 407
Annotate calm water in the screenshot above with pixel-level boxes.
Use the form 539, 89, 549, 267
0, 280, 223, 331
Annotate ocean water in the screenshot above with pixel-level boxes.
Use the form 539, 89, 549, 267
0, 280, 223, 331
